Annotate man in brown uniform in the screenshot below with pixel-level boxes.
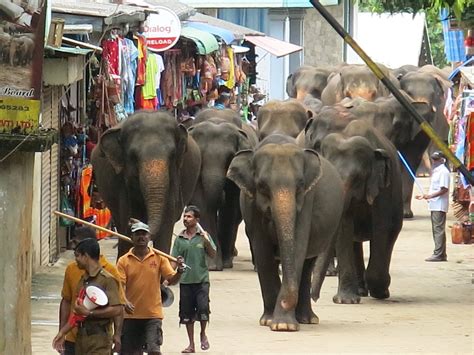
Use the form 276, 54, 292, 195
53, 238, 123, 355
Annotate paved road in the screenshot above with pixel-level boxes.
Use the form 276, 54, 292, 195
31, 177, 473, 354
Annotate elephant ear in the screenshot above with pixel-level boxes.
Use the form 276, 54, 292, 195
366, 149, 392, 205
227, 150, 255, 198
237, 129, 251, 151
335, 73, 345, 101
303, 149, 323, 195
175, 124, 188, 168
100, 125, 124, 175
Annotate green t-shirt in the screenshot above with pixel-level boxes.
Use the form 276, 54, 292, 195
171, 230, 216, 284
142, 53, 158, 99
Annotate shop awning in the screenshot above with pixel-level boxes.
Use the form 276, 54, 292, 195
44, 45, 93, 56
244, 35, 302, 58
181, 27, 220, 55
185, 22, 235, 45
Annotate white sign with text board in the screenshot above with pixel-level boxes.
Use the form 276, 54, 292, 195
143, 7, 181, 52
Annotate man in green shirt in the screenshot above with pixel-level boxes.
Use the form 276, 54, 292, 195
171, 205, 216, 354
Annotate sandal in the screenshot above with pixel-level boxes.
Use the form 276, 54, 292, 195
182, 347, 195, 353
201, 337, 210, 351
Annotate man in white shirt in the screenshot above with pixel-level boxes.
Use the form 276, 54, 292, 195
416, 151, 450, 262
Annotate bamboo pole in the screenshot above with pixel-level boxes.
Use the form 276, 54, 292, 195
53, 210, 187, 267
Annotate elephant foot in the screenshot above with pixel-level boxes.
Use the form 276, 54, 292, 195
333, 292, 361, 304
269, 314, 300, 331
208, 259, 224, 271
358, 287, 369, 297
259, 313, 273, 327
222, 257, 234, 269
403, 209, 414, 219
295, 310, 319, 324
369, 287, 390, 299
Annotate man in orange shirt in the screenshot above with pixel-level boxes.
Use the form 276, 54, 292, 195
117, 221, 185, 355
58, 227, 125, 354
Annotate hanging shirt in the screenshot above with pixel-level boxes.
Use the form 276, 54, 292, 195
142, 53, 158, 100
154, 54, 165, 90
135, 34, 147, 86
101, 38, 120, 76
121, 38, 139, 114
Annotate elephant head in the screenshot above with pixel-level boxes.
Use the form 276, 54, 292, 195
303, 105, 358, 152
227, 135, 323, 311
189, 120, 250, 209
286, 66, 332, 100
194, 107, 242, 128
321, 121, 392, 205
399, 71, 449, 112
98, 111, 189, 248
257, 100, 311, 140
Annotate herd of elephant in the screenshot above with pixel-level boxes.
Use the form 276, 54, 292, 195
0, 29, 34, 67
91, 62, 451, 332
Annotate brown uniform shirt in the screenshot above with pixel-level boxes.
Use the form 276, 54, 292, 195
76, 267, 122, 329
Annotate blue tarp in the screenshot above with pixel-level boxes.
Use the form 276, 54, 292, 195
440, 8, 466, 63
186, 22, 236, 45
448, 57, 474, 81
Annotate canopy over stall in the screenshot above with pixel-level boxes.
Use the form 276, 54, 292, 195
244, 35, 303, 58
180, 27, 220, 54
185, 21, 235, 45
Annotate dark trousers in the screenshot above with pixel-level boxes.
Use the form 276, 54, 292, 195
431, 211, 447, 258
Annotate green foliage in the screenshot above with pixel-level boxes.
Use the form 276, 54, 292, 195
357, 1, 474, 21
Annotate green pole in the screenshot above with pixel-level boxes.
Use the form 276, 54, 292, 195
309, 0, 474, 185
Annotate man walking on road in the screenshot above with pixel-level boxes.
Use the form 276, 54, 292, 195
117, 221, 185, 355
416, 151, 451, 262
172, 205, 217, 353
53, 238, 123, 354
57, 227, 124, 354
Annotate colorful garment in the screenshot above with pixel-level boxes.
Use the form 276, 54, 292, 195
135, 34, 147, 86
121, 38, 139, 114
101, 38, 120, 76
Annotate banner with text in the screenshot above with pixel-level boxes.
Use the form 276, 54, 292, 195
0, 0, 47, 134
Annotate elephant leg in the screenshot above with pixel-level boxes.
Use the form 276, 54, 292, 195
326, 250, 337, 276
401, 168, 415, 219
295, 257, 319, 324
353, 241, 368, 296
200, 205, 223, 271
218, 181, 242, 268
252, 231, 280, 327
365, 232, 395, 300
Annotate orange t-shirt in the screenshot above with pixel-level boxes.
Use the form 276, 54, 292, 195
61, 255, 125, 342
117, 248, 177, 319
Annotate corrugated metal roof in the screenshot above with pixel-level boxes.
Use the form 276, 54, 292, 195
44, 45, 93, 56
51, 0, 195, 20
188, 12, 263, 39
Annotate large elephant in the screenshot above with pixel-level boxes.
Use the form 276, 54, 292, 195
286, 66, 333, 100
341, 91, 437, 218
227, 134, 345, 331
317, 119, 403, 299
257, 100, 311, 140
321, 64, 399, 106
91, 111, 201, 256
188, 118, 252, 270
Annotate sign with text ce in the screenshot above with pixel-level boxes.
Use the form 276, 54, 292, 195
0, 97, 40, 134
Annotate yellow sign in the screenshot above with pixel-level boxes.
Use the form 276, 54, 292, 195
0, 97, 41, 134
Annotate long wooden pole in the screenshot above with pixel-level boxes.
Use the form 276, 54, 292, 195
53, 211, 185, 266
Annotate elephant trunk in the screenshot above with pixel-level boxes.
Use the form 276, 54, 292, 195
201, 170, 226, 209
272, 188, 298, 311
139, 159, 170, 243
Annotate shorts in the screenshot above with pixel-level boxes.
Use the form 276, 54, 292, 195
121, 318, 163, 353
179, 282, 210, 324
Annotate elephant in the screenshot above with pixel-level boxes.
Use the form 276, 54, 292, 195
188, 119, 252, 270
318, 119, 403, 300
9, 35, 33, 66
257, 100, 311, 140
286, 66, 333, 100
0, 32, 11, 63
227, 134, 346, 331
91, 111, 201, 257
321, 64, 400, 106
